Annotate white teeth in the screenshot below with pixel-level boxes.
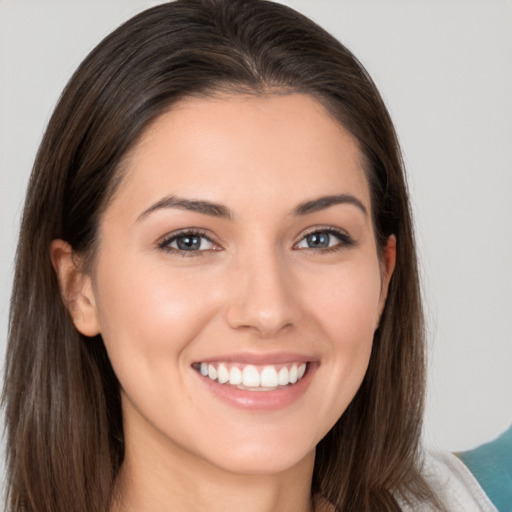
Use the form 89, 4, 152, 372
278, 366, 289, 386
289, 364, 298, 384
208, 364, 217, 380
199, 361, 309, 389
229, 366, 242, 385
217, 364, 229, 384
242, 365, 260, 387
260, 366, 279, 387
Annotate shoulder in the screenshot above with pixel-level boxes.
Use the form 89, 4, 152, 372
399, 450, 498, 512
459, 425, 512, 512
314, 450, 499, 512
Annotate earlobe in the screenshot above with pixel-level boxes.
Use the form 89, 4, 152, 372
50, 239, 101, 337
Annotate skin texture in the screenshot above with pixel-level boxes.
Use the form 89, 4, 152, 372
52, 93, 395, 512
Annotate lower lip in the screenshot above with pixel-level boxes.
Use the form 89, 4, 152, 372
195, 364, 317, 411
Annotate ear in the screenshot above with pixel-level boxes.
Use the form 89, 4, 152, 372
376, 234, 397, 327
50, 239, 101, 337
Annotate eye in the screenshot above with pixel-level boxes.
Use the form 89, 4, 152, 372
159, 230, 217, 254
295, 228, 352, 251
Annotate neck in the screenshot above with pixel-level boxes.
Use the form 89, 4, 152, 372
111, 407, 316, 512
113, 449, 315, 512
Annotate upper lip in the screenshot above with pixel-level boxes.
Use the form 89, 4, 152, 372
192, 352, 317, 366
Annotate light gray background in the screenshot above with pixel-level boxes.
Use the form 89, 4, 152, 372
1, 0, 511, 482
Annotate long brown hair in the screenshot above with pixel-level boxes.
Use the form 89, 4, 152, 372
3, 1, 436, 510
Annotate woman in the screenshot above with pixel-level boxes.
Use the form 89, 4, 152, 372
2, 1, 497, 511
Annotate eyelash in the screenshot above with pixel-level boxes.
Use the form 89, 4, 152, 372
157, 227, 354, 256
294, 227, 354, 253
158, 229, 219, 257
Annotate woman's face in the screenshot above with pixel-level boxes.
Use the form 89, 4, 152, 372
79, 93, 395, 476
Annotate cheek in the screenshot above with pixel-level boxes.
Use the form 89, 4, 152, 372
302, 258, 382, 343
92, 256, 220, 382
298, 259, 381, 417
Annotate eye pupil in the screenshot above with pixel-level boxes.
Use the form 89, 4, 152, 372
177, 235, 201, 251
307, 232, 329, 248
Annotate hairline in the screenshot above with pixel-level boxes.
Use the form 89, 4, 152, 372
80, 85, 383, 273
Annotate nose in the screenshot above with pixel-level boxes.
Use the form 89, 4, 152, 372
225, 248, 301, 338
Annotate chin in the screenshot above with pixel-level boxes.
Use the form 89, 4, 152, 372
210, 444, 316, 476
185, 421, 320, 476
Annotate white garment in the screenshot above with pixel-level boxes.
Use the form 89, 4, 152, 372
399, 451, 498, 512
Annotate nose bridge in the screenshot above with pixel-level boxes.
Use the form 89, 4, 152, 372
226, 242, 299, 336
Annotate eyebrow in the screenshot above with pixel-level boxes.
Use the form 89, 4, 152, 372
292, 194, 368, 216
137, 193, 367, 222
137, 195, 233, 222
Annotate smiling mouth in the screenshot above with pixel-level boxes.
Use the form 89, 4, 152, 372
192, 362, 308, 391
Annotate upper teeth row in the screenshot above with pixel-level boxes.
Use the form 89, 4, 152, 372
199, 362, 307, 388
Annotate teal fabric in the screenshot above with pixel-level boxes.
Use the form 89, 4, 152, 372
459, 425, 512, 512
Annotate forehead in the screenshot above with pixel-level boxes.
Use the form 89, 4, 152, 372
109, 93, 370, 220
